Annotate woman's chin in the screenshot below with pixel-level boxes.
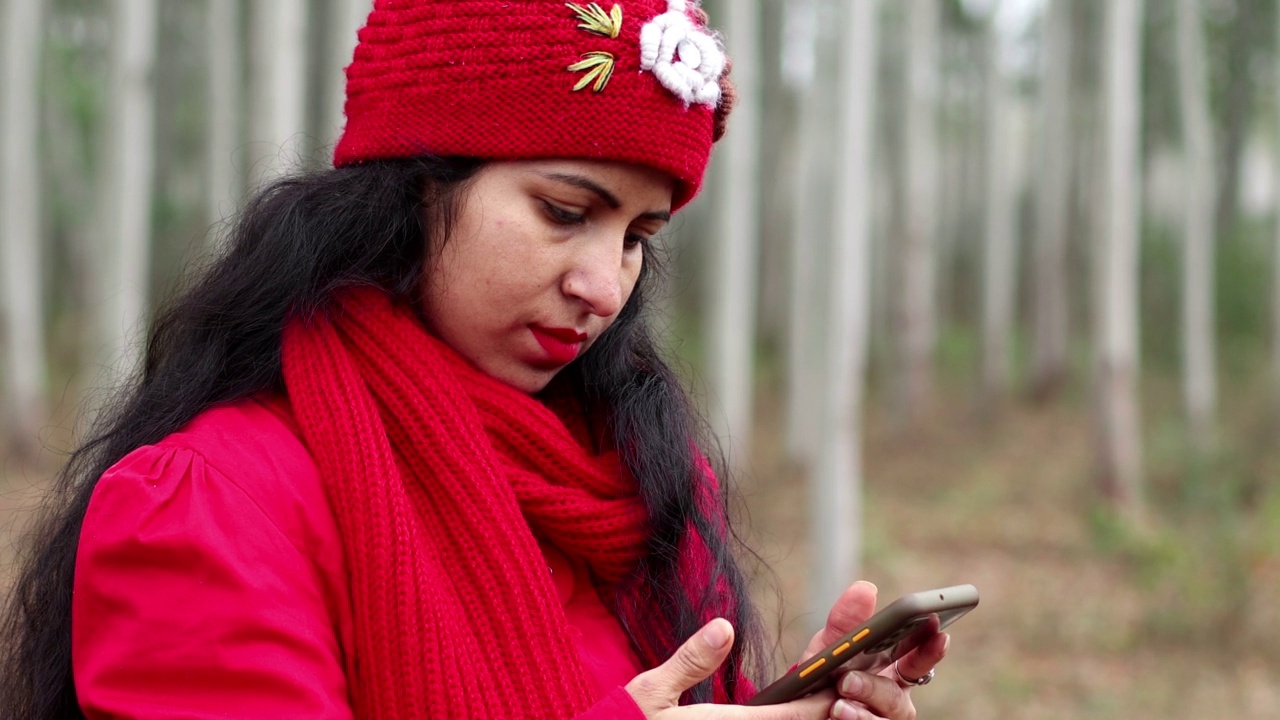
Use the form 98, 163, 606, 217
482, 360, 560, 395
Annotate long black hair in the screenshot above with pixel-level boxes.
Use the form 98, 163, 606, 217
0, 156, 766, 718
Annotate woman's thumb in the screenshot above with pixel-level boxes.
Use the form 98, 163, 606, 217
625, 618, 735, 715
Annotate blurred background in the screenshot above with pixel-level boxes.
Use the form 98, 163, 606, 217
3, 0, 1279, 717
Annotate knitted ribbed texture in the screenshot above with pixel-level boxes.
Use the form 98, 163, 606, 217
334, 0, 723, 209
281, 288, 650, 719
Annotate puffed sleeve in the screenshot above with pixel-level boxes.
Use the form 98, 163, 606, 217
72, 444, 354, 719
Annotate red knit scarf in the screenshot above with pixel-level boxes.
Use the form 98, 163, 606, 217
280, 289, 654, 719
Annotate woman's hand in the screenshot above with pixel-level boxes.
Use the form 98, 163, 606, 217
625, 618, 837, 719
800, 582, 949, 720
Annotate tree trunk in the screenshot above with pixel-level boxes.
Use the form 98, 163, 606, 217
756, 0, 799, 351
872, 3, 907, 407
1, 0, 48, 461
897, 0, 939, 425
1213, 0, 1255, 245
707, 0, 761, 459
1273, 1, 1280, 422
809, 0, 878, 625
784, 0, 828, 465
1094, 0, 1144, 520
1030, 0, 1073, 401
249, 0, 309, 186
1175, 0, 1216, 456
206, 0, 243, 229
41, 9, 99, 388
97, 0, 159, 385
981, 5, 1019, 414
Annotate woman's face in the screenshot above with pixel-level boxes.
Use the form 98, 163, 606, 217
421, 159, 674, 393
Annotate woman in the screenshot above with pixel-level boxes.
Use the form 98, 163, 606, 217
0, 1, 947, 718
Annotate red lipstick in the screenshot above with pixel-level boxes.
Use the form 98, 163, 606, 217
530, 326, 587, 365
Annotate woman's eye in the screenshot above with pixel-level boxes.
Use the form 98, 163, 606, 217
624, 233, 650, 250
541, 201, 585, 225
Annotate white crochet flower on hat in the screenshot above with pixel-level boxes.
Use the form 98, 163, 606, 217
638, 0, 725, 107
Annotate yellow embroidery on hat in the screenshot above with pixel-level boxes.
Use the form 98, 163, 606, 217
567, 51, 616, 93
566, 2, 622, 39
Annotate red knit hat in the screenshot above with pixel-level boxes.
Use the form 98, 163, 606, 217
334, 0, 731, 209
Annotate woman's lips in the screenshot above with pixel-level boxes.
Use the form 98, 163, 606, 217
530, 326, 587, 365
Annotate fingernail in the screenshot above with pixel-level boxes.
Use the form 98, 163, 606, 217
833, 699, 857, 720
854, 580, 878, 595
840, 672, 864, 696
701, 619, 731, 649
943, 633, 951, 653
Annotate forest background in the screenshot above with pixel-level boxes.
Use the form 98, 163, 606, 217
2, 0, 1279, 717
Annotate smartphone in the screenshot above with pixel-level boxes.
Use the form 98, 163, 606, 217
746, 584, 979, 706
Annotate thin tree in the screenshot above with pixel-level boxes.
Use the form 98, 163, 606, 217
784, 0, 826, 464
898, 0, 940, 425
1094, 0, 1144, 519
1030, 0, 1073, 400
980, 1, 1019, 413
249, 0, 309, 186
1, 0, 48, 461
1273, 0, 1280, 422
755, 0, 802, 350
1174, 0, 1216, 456
1213, 0, 1257, 245
809, 0, 878, 623
206, 0, 243, 229
96, 0, 159, 385
41, 7, 100, 389
707, 0, 761, 458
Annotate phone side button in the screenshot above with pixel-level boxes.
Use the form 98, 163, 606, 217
831, 642, 852, 657
850, 628, 871, 644
798, 658, 827, 678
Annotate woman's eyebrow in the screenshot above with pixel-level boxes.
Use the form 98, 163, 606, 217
539, 172, 622, 208
536, 172, 673, 222
640, 209, 672, 223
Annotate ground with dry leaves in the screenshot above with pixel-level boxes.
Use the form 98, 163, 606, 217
743, 379, 1280, 720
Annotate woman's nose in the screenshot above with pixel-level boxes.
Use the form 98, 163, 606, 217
561, 238, 625, 317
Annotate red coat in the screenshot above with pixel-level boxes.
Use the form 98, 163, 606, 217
73, 396, 646, 719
